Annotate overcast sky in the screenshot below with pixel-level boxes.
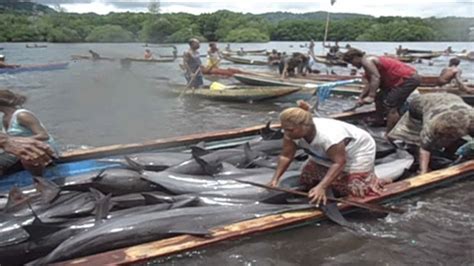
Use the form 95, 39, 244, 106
32, 0, 474, 17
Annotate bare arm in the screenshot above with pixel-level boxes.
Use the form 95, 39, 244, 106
16, 112, 50, 141
308, 141, 346, 205
182, 52, 193, 73
280, 62, 289, 79
361, 56, 381, 100
269, 137, 297, 186
454, 70, 470, 92
0, 134, 54, 164
419, 147, 431, 174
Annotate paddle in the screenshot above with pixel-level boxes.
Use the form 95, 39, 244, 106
179, 67, 201, 98
233, 179, 404, 214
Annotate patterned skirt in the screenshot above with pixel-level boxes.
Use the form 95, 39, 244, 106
300, 159, 380, 198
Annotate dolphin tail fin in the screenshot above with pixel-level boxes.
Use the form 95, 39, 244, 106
33, 176, 60, 204
260, 120, 283, 140
3, 186, 28, 213
191, 152, 222, 176
124, 156, 145, 173
190, 141, 209, 157
23, 201, 62, 239
91, 188, 112, 224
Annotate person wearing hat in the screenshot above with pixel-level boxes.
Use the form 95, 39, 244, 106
342, 48, 421, 135
388, 93, 474, 174
0, 55, 20, 69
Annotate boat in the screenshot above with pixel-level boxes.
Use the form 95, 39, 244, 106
222, 55, 268, 66
25, 44, 48, 48
31, 110, 473, 266
313, 55, 348, 67
456, 52, 474, 61
0, 109, 375, 191
170, 86, 302, 102
159, 54, 207, 58
0, 62, 69, 75
417, 87, 474, 105
233, 74, 362, 97
122, 57, 175, 63
71, 55, 116, 61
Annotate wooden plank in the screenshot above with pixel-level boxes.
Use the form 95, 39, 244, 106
54, 160, 474, 266
58, 109, 375, 162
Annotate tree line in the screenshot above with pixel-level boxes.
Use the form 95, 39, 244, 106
0, 7, 472, 43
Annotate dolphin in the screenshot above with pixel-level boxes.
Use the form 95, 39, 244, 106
98, 152, 193, 171
38, 203, 314, 264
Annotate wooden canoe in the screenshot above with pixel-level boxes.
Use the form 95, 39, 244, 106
0, 109, 374, 190
0, 62, 69, 75
417, 87, 474, 105
170, 86, 301, 102
456, 52, 474, 61
233, 74, 362, 97
313, 56, 348, 67
222, 55, 268, 66
53, 152, 474, 266
71, 55, 116, 61
122, 57, 175, 63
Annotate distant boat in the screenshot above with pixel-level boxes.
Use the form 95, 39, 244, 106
0, 62, 69, 74
26, 44, 48, 48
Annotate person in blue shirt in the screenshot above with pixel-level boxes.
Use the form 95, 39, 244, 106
0, 89, 57, 175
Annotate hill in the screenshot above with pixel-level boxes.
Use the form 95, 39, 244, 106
259, 11, 372, 23
0, 1, 56, 14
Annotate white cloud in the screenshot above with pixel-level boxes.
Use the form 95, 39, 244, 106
45, 0, 474, 17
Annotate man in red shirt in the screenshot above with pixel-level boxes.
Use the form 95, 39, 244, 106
342, 49, 421, 134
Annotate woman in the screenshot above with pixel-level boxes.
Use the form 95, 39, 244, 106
0, 90, 57, 175
387, 93, 474, 174
270, 101, 382, 206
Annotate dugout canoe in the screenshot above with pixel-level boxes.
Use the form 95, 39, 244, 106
313, 55, 348, 67
456, 52, 474, 61
233, 74, 362, 97
52, 146, 474, 266
122, 57, 176, 63
71, 55, 116, 61
417, 87, 474, 105
0, 109, 374, 191
25, 44, 48, 48
0, 62, 69, 74
222, 55, 268, 66
170, 86, 301, 102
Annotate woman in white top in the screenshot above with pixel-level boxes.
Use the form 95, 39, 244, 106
269, 101, 383, 206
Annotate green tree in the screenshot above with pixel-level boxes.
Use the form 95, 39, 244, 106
222, 28, 269, 42
85, 25, 134, 42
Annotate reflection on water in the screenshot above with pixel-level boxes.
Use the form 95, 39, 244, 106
1, 42, 473, 265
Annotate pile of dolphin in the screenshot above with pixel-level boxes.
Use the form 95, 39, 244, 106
0, 123, 415, 265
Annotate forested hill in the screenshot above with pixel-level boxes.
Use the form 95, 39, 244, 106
258, 11, 372, 23
0, 3, 472, 43
0, 2, 55, 14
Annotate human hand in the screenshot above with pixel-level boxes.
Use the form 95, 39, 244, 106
308, 184, 327, 206
3, 137, 55, 166
268, 179, 279, 187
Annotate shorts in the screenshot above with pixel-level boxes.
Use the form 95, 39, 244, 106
377, 75, 421, 109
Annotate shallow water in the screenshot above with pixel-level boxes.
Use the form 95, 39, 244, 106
0, 41, 473, 264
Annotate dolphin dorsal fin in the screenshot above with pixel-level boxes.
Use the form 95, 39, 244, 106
124, 156, 145, 173
3, 186, 28, 213
192, 153, 222, 176
33, 176, 60, 204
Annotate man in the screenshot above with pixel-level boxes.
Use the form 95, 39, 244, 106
279, 52, 309, 79
267, 49, 281, 66
89, 50, 100, 60
182, 38, 203, 88
0, 55, 20, 68
438, 58, 472, 93
0, 134, 54, 172
342, 48, 421, 134
172, 45, 178, 59
144, 49, 153, 60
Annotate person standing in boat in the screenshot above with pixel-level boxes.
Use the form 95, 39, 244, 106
172, 45, 178, 59
269, 101, 383, 205
89, 50, 100, 60
437, 58, 472, 93
144, 49, 153, 60
342, 48, 421, 135
205, 42, 221, 71
182, 38, 203, 88
279, 52, 309, 79
0, 90, 57, 176
388, 93, 474, 174
267, 49, 281, 66
0, 55, 20, 69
